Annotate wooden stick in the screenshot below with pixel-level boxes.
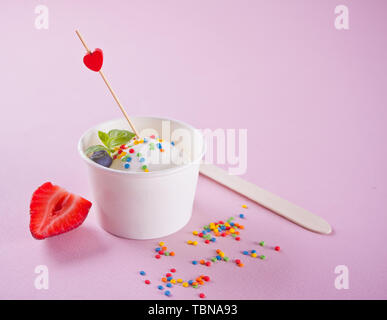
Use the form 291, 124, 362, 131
199, 164, 332, 234
75, 30, 140, 138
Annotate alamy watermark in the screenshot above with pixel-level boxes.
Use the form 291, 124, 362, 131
334, 265, 349, 290
34, 265, 49, 290
34, 5, 49, 30
136, 120, 247, 175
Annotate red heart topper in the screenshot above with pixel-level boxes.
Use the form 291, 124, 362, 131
83, 48, 103, 72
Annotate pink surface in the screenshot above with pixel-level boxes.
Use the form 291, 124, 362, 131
1, 0, 387, 299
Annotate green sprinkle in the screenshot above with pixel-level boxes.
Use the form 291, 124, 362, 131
259, 241, 265, 246
149, 143, 155, 150
136, 152, 142, 157
165, 252, 170, 256
142, 165, 147, 170
192, 284, 198, 288
260, 255, 266, 260
231, 233, 237, 238
229, 217, 234, 221
211, 257, 217, 262
223, 256, 229, 262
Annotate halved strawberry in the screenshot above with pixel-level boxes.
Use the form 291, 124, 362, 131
29, 182, 92, 239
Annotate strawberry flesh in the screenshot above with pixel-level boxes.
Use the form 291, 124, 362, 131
29, 182, 92, 239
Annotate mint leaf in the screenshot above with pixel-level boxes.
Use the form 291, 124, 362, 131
85, 145, 110, 156
107, 129, 135, 148
98, 131, 110, 147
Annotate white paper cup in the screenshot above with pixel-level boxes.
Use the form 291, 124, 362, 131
78, 116, 205, 239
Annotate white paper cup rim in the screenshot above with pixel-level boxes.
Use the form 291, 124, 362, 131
78, 116, 206, 177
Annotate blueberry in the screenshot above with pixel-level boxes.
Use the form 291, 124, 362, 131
90, 150, 112, 168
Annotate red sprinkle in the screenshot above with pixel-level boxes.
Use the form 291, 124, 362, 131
170, 268, 176, 273
205, 261, 211, 267
145, 280, 151, 284
120, 144, 126, 149
221, 232, 226, 237
155, 254, 161, 259
129, 148, 135, 153
159, 250, 164, 255
235, 237, 241, 241
275, 246, 280, 251
166, 273, 172, 277
198, 233, 203, 238
118, 149, 123, 154
199, 293, 206, 298
205, 239, 210, 244
203, 276, 210, 282
113, 155, 117, 160
235, 259, 241, 264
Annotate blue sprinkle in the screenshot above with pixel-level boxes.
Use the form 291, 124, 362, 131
188, 280, 194, 285
243, 251, 249, 255
165, 290, 171, 296
251, 249, 257, 253
155, 247, 161, 252
166, 283, 172, 288
210, 237, 216, 242
157, 143, 162, 149
124, 163, 130, 169
167, 276, 173, 281
230, 222, 235, 226
216, 255, 222, 260
158, 285, 164, 290
139, 271, 146, 276
221, 225, 226, 230
202, 230, 207, 235
143, 138, 148, 143
239, 213, 245, 219
171, 141, 175, 146
192, 260, 198, 265
139, 157, 145, 162
126, 157, 132, 162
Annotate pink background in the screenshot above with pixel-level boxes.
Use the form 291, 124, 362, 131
1, 0, 387, 299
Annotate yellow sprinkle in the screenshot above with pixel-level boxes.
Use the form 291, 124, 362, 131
159, 241, 165, 246
251, 253, 257, 258
144, 168, 149, 172
171, 279, 176, 284
117, 152, 127, 159
187, 240, 193, 244
177, 278, 183, 283
192, 231, 198, 236
182, 282, 189, 287
225, 222, 230, 227
229, 228, 235, 233
158, 139, 163, 142
193, 241, 198, 246
219, 252, 225, 257
242, 204, 248, 208
134, 140, 139, 145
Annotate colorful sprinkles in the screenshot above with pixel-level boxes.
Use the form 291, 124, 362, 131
115, 135, 176, 172
142, 207, 281, 299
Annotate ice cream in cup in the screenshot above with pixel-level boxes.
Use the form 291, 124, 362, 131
78, 116, 205, 239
